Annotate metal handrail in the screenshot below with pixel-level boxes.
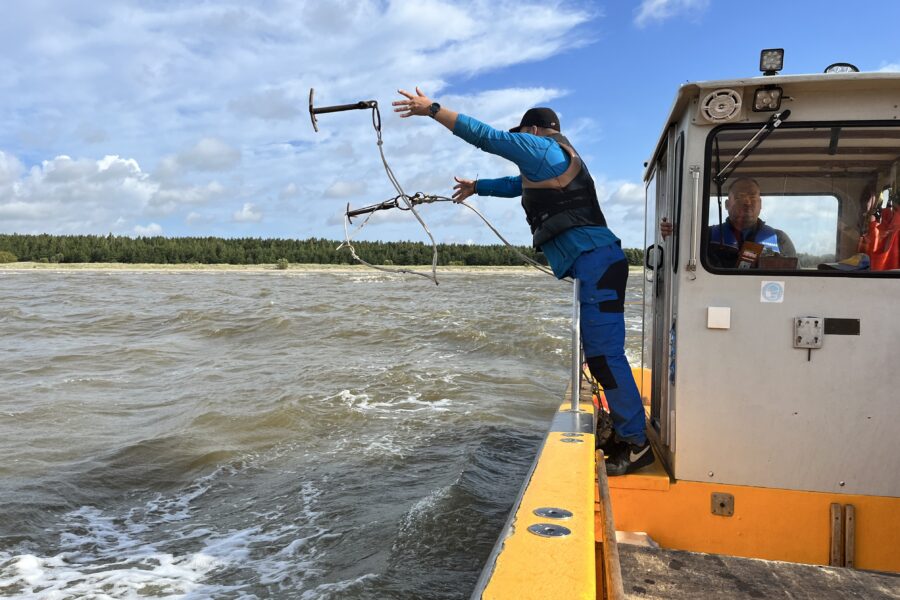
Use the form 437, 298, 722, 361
687, 166, 701, 279
571, 278, 581, 412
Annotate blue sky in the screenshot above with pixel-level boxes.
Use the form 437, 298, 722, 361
1, 0, 898, 249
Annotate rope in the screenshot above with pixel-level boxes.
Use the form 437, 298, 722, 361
337, 103, 560, 283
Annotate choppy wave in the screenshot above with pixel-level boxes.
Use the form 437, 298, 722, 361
0, 472, 330, 599
0, 270, 645, 599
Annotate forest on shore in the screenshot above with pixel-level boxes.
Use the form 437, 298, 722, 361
0, 234, 646, 267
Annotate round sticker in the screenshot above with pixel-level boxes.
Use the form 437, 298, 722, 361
761, 281, 784, 303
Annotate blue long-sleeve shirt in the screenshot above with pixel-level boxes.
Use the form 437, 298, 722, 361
452, 114, 618, 278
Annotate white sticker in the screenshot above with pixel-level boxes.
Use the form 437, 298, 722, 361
760, 280, 784, 303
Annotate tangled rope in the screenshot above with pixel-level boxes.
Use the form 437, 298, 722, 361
336, 103, 555, 284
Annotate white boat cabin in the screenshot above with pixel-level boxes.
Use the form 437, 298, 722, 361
642, 53, 900, 498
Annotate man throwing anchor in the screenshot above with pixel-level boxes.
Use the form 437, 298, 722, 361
394, 87, 653, 475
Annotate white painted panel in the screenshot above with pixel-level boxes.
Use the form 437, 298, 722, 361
672, 270, 900, 497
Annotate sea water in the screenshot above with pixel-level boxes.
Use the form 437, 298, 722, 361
0, 269, 644, 599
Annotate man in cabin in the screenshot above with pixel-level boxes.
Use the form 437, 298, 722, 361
660, 177, 796, 266
394, 87, 653, 476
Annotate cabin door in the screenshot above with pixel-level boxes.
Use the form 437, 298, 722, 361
644, 129, 682, 450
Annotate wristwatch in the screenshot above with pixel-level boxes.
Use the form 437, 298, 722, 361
428, 102, 441, 118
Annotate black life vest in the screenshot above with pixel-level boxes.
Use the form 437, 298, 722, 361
520, 133, 607, 248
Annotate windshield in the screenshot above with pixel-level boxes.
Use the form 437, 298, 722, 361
704, 124, 900, 274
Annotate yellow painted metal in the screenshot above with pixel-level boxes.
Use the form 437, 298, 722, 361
480, 403, 598, 600
612, 367, 900, 573
609, 475, 900, 572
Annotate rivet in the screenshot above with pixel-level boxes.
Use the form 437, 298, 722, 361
839, 481, 845, 487
708, 471, 714, 478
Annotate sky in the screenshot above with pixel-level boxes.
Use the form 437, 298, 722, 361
2, 0, 899, 249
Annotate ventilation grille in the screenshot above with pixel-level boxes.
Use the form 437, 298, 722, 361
699, 89, 743, 123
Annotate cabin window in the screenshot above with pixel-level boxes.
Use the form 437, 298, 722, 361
702, 123, 900, 275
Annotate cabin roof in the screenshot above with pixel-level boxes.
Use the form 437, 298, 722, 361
644, 71, 900, 180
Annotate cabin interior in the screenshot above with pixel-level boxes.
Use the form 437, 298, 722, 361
705, 125, 899, 271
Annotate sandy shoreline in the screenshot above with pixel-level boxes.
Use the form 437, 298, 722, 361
0, 262, 550, 274
1, 262, 643, 275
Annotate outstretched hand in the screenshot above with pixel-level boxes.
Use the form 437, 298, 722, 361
393, 87, 432, 118
452, 176, 476, 203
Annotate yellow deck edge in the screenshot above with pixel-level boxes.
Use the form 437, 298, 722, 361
478, 402, 598, 600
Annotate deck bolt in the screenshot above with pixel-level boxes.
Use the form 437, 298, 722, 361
528, 523, 571, 538
708, 471, 714, 478
534, 507, 573, 520
839, 481, 845, 487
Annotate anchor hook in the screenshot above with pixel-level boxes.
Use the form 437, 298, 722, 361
309, 88, 377, 133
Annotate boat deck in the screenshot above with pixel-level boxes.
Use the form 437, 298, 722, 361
618, 543, 900, 599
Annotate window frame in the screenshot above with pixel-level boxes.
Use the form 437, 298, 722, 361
701, 119, 900, 278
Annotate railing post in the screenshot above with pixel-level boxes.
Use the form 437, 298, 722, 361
571, 278, 581, 412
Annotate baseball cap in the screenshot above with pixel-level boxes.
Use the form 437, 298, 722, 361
510, 107, 560, 132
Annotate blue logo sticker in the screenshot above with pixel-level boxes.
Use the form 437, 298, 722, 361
761, 281, 784, 303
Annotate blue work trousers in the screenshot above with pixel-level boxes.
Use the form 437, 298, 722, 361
571, 244, 646, 445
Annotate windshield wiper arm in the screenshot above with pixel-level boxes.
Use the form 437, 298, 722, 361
713, 109, 791, 186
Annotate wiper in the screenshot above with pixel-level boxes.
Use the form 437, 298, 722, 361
713, 110, 791, 186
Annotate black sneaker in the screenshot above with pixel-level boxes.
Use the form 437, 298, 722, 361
596, 434, 622, 457
605, 440, 655, 476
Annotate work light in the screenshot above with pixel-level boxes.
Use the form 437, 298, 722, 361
759, 48, 784, 75
753, 86, 783, 111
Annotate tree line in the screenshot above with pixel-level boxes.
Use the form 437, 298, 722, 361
0, 234, 645, 267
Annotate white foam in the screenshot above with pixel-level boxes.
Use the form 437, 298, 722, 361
347, 274, 402, 283
299, 573, 378, 600
0, 475, 332, 599
334, 389, 453, 414
404, 486, 450, 524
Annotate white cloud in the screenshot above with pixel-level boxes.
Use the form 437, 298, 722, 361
233, 202, 262, 222
134, 222, 163, 236
0, 0, 595, 240
279, 182, 301, 200
0, 151, 231, 234
230, 88, 303, 121
149, 181, 225, 214
634, 0, 709, 28
186, 211, 206, 225
0, 201, 51, 220
0, 151, 24, 185
442, 87, 568, 131
324, 180, 367, 199
878, 62, 900, 72
180, 138, 240, 171
157, 138, 241, 180
596, 180, 647, 248
1, 154, 157, 231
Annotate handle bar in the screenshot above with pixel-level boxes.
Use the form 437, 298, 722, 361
346, 199, 400, 223
309, 88, 377, 132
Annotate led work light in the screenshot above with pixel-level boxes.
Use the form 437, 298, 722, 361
753, 86, 783, 111
760, 48, 784, 75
